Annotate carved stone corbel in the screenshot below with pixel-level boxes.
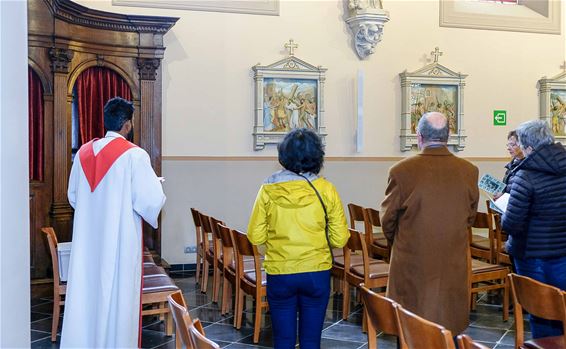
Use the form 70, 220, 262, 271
48, 48, 74, 73
137, 58, 160, 80
345, 0, 390, 60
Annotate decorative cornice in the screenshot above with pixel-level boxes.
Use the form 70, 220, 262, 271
50, 0, 178, 34
49, 48, 74, 73
137, 58, 160, 80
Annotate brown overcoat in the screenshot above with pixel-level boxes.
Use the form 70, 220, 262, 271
380, 146, 479, 334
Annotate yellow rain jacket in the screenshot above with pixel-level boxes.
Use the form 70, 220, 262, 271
247, 174, 349, 275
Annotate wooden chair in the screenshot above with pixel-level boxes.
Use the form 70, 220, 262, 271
360, 285, 407, 349
343, 228, 389, 321
141, 271, 179, 337
470, 258, 510, 321
168, 290, 219, 349
508, 273, 566, 349
456, 334, 490, 349
190, 208, 204, 284
469, 212, 495, 263
199, 212, 214, 293
217, 224, 259, 316
395, 305, 456, 349
363, 207, 391, 261
230, 229, 268, 343
40, 227, 67, 342
209, 216, 225, 303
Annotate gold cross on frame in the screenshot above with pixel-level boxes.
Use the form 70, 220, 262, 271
284, 39, 298, 56
431, 47, 443, 63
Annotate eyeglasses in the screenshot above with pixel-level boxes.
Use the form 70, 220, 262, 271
506, 142, 519, 148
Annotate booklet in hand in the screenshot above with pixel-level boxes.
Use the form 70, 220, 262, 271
489, 193, 510, 215
479, 174, 506, 196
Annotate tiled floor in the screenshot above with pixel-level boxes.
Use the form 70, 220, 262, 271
31, 271, 531, 348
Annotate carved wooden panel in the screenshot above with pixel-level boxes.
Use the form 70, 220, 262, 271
28, 0, 178, 278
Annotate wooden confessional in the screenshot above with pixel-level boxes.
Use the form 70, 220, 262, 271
28, 0, 178, 279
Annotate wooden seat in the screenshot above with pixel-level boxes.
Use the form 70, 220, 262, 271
190, 208, 204, 285
40, 227, 67, 342
360, 285, 407, 349
209, 216, 225, 303
470, 259, 510, 321
508, 273, 566, 349
141, 271, 179, 337
469, 212, 495, 263
343, 228, 389, 321
396, 305, 456, 349
230, 229, 268, 343
363, 207, 391, 261
456, 334, 491, 349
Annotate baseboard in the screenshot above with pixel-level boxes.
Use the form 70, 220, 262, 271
170, 263, 197, 272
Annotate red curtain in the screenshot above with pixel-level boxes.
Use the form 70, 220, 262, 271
75, 67, 132, 145
28, 67, 44, 181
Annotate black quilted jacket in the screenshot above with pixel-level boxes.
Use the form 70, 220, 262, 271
502, 142, 566, 259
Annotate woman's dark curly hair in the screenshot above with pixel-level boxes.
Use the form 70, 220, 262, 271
278, 128, 325, 174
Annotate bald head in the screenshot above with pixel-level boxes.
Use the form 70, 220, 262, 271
417, 112, 449, 145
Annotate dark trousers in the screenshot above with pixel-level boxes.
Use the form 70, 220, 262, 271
514, 256, 566, 338
266, 270, 331, 349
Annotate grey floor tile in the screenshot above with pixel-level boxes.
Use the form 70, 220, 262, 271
31, 330, 51, 342
140, 329, 174, 349
463, 325, 506, 343
322, 322, 367, 343
471, 313, 514, 330
202, 323, 254, 342
31, 337, 60, 349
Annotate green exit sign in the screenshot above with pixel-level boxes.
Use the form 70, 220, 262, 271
494, 110, 507, 126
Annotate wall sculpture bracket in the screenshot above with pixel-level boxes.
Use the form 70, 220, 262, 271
345, 0, 390, 60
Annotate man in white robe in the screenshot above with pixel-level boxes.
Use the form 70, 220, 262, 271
61, 97, 166, 348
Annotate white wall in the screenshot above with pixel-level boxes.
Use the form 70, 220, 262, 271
77, 0, 565, 264
0, 0, 30, 347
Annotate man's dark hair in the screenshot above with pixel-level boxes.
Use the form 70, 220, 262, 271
104, 97, 134, 132
507, 130, 517, 140
278, 128, 325, 175
417, 113, 449, 143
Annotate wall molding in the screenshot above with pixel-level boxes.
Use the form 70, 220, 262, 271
113, 0, 280, 16
163, 155, 510, 162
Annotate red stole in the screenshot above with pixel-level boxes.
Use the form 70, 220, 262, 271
79, 137, 137, 192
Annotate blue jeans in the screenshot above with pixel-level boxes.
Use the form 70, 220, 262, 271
266, 270, 330, 349
514, 256, 566, 338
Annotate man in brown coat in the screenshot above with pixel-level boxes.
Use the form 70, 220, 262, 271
380, 112, 479, 334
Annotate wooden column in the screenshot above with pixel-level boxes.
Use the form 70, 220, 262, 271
49, 47, 74, 242
137, 57, 162, 255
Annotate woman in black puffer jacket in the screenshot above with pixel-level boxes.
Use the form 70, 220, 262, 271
502, 120, 566, 339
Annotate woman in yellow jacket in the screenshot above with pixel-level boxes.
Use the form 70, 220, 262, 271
247, 128, 349, 349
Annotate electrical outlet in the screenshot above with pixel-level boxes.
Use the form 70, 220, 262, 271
184, 245, 197, 254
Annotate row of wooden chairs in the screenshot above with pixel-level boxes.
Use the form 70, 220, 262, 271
360, 285, 489, 349
190, 208, 267, 343
41, 227, 179, 342
346, 203, 510, 322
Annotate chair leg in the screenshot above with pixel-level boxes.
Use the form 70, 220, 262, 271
175, 329, 182, 349
503, 278, 509, 321
235, 288, 245, 329
365, 309, 377, 349
221, 276, 230, 315
212, 264, 221, 303
253, 296, 262, 343
165, 311, 173, 336
342, 284, 350, 321
201, 258, 210, 293
51, 295, 60, 342
195, 251, 202, 284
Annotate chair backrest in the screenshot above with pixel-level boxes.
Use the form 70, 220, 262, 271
209, 216, 224, 260
199, 212, 212, 250
396, 305, 456, 349
190, 208, 202, 245
40, 227, 61, 285
486, 200, 510, 265
347, 203, 365, 230
188, 322, 220, 349
344, 228, 372, 283
508, 273, 566, 346
167, 290, 193, 349
217, 224, 235, 267
456, 334, 490, 349
360, 285, 406, 348
230, 229, 262, 278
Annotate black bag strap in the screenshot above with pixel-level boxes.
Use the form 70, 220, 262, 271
296, 173, 334, 262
